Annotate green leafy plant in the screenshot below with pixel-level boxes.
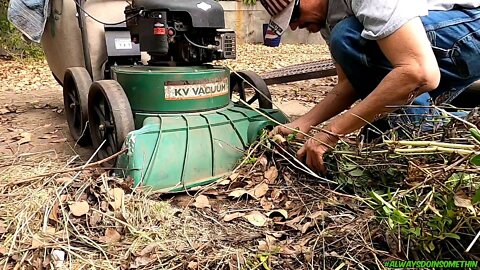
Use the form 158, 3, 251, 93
321, 127, 480, 260
243, 0, 257, 6
473, 187, 480, 205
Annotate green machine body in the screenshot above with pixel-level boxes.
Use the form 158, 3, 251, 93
112, 65, 288, 192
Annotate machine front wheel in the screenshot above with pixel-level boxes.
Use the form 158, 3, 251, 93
88, 80, 134, 166
63, 67, 92, 146
230, 71, 273, 109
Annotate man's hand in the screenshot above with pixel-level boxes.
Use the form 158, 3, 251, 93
270, 119, 312, 138
296, 130, 339, 174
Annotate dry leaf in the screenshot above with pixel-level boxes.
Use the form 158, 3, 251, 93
308, 211, 330, 220
228, 188, 248, 198
3, 105, 15, 112
301, 221, 314, 234
193, 195, 210, 209
55, 177, 72, 185
260, 197, 274, 211
100, 228, 121, 243
301, 212, 330, 233
304, 251, 314, 262
264, 166, 278, 183
45, 226, 56, 235
100, 201, 109, 212
188, 261, 199, 269
271, 189, 282, 200
130, 255, 154, 268
259, 235, 277, 251
89, 212, 102, 226
244, 211, 268, 227
0, 226, 6, 234
285, 216, 303, 230
0, 246, 6, 255
258, 240, 269, 251
267, 209, 289, 220
229, 172, 240, 181
171, 195, 193, 208
283, 172, 292, 185
202, 189, 219, 196
138, 243, 158, 256
51, 138, 67, 143
108, 188, 124, 210
218, 179, 231, 186
266, 235, 277, 247
284, 201, 294, 210
247, 182, 269, 199
223, 212, 245, 222
49, 195, 68, 221
0, 108, 10, 115
17, 132, 32, 145
39, 134, 58, 139
31, 234, 44, 248
454, 195, 476, 214
271, 232, 284, 238
69, 201, 90, 217
33, 103, 48, 109
259, 156, 268, 169
280, 245, 298, 255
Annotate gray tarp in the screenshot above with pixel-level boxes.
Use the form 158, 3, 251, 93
8, 0, 50, 42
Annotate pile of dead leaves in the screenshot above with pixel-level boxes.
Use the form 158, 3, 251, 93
1, 113, 479, 269
0, 146, 393, 269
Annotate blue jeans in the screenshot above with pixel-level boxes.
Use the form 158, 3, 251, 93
329, 8, 480, 130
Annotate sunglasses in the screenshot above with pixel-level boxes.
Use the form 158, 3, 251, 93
290, 0, 301, 24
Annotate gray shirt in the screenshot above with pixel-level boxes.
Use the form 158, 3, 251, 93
321, 0, 480, 42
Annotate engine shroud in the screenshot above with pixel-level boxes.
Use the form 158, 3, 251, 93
125, 0, 236, 65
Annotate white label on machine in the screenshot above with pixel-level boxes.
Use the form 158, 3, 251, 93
165, 78, 229, 100
114, 38, 133, 50
197, 2, 212, 11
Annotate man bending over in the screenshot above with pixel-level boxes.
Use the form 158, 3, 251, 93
261, 0, 480, 173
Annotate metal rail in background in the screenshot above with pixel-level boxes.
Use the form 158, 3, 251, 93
261, 59, 337, 85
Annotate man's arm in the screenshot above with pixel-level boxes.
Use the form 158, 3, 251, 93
287, 64, 359, 132
326, 17, 440, 135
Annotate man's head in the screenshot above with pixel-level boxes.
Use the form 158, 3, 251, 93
260, 0, 328, 36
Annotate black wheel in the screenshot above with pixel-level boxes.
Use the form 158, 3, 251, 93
88, 80, 134, 166
450, 81, 480, 108
63, 67, 92, 146
230, 70, 273, 109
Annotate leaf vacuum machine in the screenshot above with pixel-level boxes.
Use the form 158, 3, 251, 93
41, 0, 288, 192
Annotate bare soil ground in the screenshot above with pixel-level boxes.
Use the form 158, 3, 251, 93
0, 60, 91, 162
